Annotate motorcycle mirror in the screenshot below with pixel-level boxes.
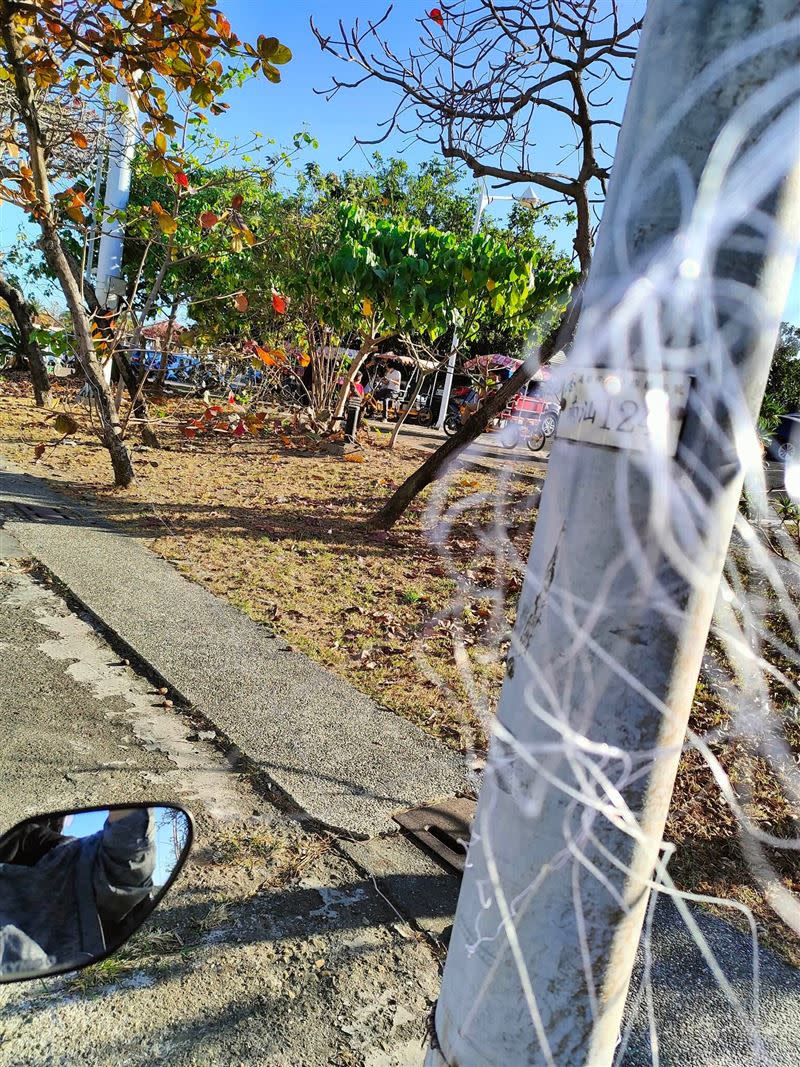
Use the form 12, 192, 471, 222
0, 803, 193, 984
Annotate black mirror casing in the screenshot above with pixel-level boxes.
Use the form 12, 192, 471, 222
0, 803, 193, 984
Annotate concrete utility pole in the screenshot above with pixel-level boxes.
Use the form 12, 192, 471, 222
434, 186, 489, 431
425, 2, 800, 1065
434, 183, 538, 430
94, 84, 136, 384
95, 84, 136, 308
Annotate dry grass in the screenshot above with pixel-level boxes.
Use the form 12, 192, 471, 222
0, 376, 531, 752
1, 375, 798, 960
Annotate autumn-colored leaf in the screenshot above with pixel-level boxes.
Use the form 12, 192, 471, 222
70, 131, 89, 150
234, 293, 249, 312
231, 193, 243, 210
486, 278, 496, 291
155, 131, 167, 155
33, 443, 46, 460
181, 426, 197, 439
199, 211, 219, 229
429, 8, 445, 27
297, 351, 311, 368
272, 45, 292, 64
54, 413, 79, 436
343, 452, 366, 463
175, 170, 189, 189
156, 212, 178, 235
254, 345, 275, 366
362, 297, 373, 317
216, 12, 232, 38
272, 292, 287, 315
66, 204, 86, 224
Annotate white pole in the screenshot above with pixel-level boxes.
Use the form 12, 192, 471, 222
434, 184, 490, 430
425, 1, 800, 1064
95, 84, 136, 383
85, 116, 107, 281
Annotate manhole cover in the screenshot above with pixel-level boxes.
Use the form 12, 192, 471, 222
0, 502, 76, 523
393, 797, 476, 874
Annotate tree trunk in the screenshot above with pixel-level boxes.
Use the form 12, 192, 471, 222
1, 13, 134, 487
154, 294, 181, 392
388, 371, 428, 448
370, 295, 582, 528
46, 232, 135, 485
331, 341, 376, 423
0, 274, 51, 407
114, 349, 160, 447
66, 248, 160, 448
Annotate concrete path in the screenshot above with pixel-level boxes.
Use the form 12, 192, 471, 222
0, 462, 468, 838
622, 897, 800, 1066
387, 421, 550, 483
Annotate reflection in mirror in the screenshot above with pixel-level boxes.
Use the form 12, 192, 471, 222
0, 804, 192, 983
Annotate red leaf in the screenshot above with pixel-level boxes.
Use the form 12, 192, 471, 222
175, 171, 189, 189
181, 426, 197, 439
199, 211, 219, 229
429, 8, 444, 27
231, 193, 244, 210
233, 421, 246, 437
272, 292, 287, 315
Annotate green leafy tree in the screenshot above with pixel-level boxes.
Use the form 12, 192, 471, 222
763, 323, 800, 414
308, 205, 576, 422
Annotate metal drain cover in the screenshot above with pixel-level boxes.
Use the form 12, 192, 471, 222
0, 502, 76, 523
393, 797, 476, 874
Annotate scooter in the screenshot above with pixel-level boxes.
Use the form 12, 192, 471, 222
0, 803, 192, 986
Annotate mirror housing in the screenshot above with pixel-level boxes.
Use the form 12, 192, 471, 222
0, 803, 193, 984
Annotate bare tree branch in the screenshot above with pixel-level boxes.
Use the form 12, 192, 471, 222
312, 0, 643, 275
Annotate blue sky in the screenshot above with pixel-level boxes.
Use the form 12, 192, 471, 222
0, 0, 797, 322
213, 1, 799, 324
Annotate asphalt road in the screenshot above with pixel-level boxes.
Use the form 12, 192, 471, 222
0, 545, 441, 1067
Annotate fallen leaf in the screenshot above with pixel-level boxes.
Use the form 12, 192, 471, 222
54, 413, 79, 435
234, 293, 249, 312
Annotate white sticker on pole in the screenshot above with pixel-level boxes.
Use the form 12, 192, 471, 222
558, 368, 691, 455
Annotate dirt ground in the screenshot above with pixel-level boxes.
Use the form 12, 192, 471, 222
1, 374, 799, 964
